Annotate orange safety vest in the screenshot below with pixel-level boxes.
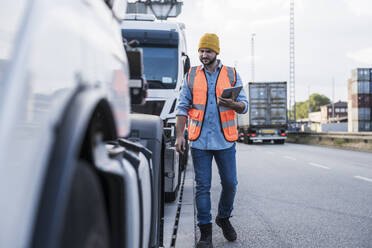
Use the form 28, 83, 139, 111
187, 65, 238, 142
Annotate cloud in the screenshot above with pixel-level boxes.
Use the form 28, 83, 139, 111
346, 48, 372, 65
175, 0, 372, 101
250, 16, 288, 29
343, 0, 372, 16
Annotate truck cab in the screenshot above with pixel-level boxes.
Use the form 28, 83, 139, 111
121, 14, 190, 202
121, 14, 189, 120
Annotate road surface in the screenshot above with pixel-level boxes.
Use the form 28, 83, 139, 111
206, 142, 372, 248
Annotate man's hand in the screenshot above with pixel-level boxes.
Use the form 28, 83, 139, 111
217, 96, 245, 113
217, 96, 235, 108
175, 115, 187, 155
175, 135, 186, 155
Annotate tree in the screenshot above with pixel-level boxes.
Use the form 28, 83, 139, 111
291, 93, 330, 120
309, 93, 331, 112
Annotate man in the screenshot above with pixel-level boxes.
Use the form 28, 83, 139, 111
175, 33, 248, 248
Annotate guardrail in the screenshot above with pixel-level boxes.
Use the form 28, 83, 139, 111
287, 131, 372, 152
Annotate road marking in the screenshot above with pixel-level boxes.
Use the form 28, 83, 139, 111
308, 162, 330, 170
354, 176, 372, 183
283, 155, 296, 160
353, 162, 369, 167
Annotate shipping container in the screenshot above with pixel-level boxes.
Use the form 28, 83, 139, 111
347, 100, 352, 132
348, 79, 352, 100
351, 107, 358, 120
237, 82, 287, 144
358, 81, 370, 94
352, 120, 359, 132
358, 107, 371, 121
358, 120, 372, 131
352, 68, 371, 81
351, 94, 372, 108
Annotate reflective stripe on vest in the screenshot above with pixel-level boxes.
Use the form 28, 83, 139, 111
187, 66, 198, 96
187, 65, 238, 142
226, 66, 237, 86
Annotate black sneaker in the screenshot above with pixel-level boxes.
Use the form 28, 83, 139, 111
215, 216, 237, 241
197, 223, 213, 248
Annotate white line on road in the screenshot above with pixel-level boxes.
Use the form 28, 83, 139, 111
308, 162, 330, 170
353, 162, 369, 167
354, 176, 372, 183
283, 155, 296, 160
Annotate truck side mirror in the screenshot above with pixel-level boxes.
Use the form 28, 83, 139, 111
182, 52, 190, 75
126, 47, 147, 105
128, 39, 139, 48
129, 77, 148, 105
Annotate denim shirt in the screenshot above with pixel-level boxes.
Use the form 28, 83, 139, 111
176, 60, 248, 150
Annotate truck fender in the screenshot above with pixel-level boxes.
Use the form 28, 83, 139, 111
31, 86, 120, 248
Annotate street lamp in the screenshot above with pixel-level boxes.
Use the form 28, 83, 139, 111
251, 33, 256, 83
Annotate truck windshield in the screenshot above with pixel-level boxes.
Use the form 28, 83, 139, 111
140, 46, 178, 89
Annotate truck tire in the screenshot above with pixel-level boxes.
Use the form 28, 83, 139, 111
61, 161, 110, 248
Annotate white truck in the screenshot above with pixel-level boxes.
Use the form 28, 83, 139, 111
0, 1, 161, 248
121, 14, 190, 202
237, 82, 288, 144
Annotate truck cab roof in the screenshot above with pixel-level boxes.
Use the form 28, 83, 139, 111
121, 14, 185, 32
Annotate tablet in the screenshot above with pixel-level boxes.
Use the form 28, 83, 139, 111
221, 86, 243, 100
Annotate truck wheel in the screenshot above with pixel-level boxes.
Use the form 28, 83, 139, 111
61, 161, 110, 248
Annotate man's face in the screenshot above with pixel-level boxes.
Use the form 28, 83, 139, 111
199, 48, 217, 66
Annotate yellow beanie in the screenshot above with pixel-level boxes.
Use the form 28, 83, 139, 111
198, 33, 220, 54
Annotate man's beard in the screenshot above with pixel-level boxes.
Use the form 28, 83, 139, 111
200, 55, 217, 66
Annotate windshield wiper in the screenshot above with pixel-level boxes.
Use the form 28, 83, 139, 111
147, 80, 176, 89
147, 80, 164, 89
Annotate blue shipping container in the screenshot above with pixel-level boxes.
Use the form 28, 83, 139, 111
353, 68, 371, 81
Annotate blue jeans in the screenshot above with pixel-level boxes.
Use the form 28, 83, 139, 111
191, 144, 238, 225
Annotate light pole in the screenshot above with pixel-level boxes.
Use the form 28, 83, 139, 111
251, 33, 256, 83
289, 0, 296, 122
308, 85, 311, 129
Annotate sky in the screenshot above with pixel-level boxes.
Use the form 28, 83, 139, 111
172, 0, 372, 102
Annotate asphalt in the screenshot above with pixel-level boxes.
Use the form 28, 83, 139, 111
165, 142, 372, 248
